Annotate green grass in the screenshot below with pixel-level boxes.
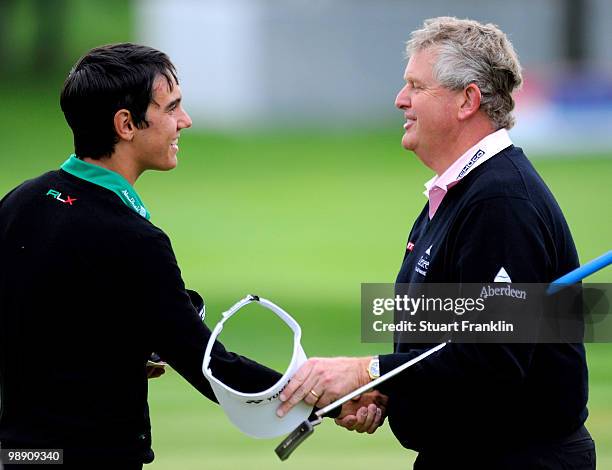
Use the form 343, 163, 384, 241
0, 89, 611, 469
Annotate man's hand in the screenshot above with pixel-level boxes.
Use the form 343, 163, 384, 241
276, 356, 372, 417
338, 391, 388, 418
146, 364, 166, 379
335, 391, 388, 434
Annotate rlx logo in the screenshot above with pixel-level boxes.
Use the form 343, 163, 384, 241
46, 189, 77, 205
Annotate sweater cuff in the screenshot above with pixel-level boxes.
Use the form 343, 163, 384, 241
376, 352, 424, 395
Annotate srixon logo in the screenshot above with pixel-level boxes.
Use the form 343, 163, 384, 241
46, 189, 77, 205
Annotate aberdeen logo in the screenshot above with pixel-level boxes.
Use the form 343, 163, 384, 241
493, 267, 512, 283
46, 189, 77, 205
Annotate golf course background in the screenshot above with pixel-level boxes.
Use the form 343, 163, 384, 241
1, 2, 611, 467
1, 85, 610, 469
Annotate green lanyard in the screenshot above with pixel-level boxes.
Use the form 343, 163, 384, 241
61, 154, 150, 220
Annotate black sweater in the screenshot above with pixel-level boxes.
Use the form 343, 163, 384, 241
0, 168, 281, 464
377, 146, 588, 454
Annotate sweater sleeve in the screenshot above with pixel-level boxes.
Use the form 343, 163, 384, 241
135, 231, 282, 402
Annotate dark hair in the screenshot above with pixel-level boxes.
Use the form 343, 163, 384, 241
60, 43, 178, 159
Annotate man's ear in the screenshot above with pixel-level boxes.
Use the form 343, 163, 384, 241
113, 109, 135, 141
457, 83, 482, 121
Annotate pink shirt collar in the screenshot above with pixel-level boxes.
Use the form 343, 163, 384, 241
423, 128, 513, 219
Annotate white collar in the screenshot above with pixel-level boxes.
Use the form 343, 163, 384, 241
423, 128, 513, 197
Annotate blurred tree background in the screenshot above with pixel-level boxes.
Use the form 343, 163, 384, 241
0, 0, 133, 85
0, 0, 593, 80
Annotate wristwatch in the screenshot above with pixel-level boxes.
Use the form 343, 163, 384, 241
367, 356, 380, 380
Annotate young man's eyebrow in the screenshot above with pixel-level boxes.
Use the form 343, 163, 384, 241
164, 97, 181, 111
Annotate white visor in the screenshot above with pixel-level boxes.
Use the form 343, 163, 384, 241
202, 295, 313, 439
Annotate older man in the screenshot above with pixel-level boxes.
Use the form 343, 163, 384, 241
278, 17, 595, 469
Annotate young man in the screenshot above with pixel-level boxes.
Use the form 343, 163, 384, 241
0, 43, 282, 468
277, 17, 595, 469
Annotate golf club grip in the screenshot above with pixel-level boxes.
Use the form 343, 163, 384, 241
274, 420, 315, 461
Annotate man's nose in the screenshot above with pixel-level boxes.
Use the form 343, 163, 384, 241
395, 85, 410, 110
180, 109, 193, 129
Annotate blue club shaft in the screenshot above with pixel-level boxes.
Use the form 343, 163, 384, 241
547, 250, 612, 295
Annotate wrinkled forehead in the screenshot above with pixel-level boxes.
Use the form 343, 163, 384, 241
404, 47, 439, 80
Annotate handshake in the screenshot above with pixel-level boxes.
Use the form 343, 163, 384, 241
336, 390, 388, 434
152, 293, 391, 441
276, 357, 389, 435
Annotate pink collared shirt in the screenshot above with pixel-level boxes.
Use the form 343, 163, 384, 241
424, 129, 513, 219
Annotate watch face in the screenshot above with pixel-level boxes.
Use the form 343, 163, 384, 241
369, 358, 380, 378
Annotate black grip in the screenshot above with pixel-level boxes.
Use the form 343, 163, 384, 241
274, 420, 315, 461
